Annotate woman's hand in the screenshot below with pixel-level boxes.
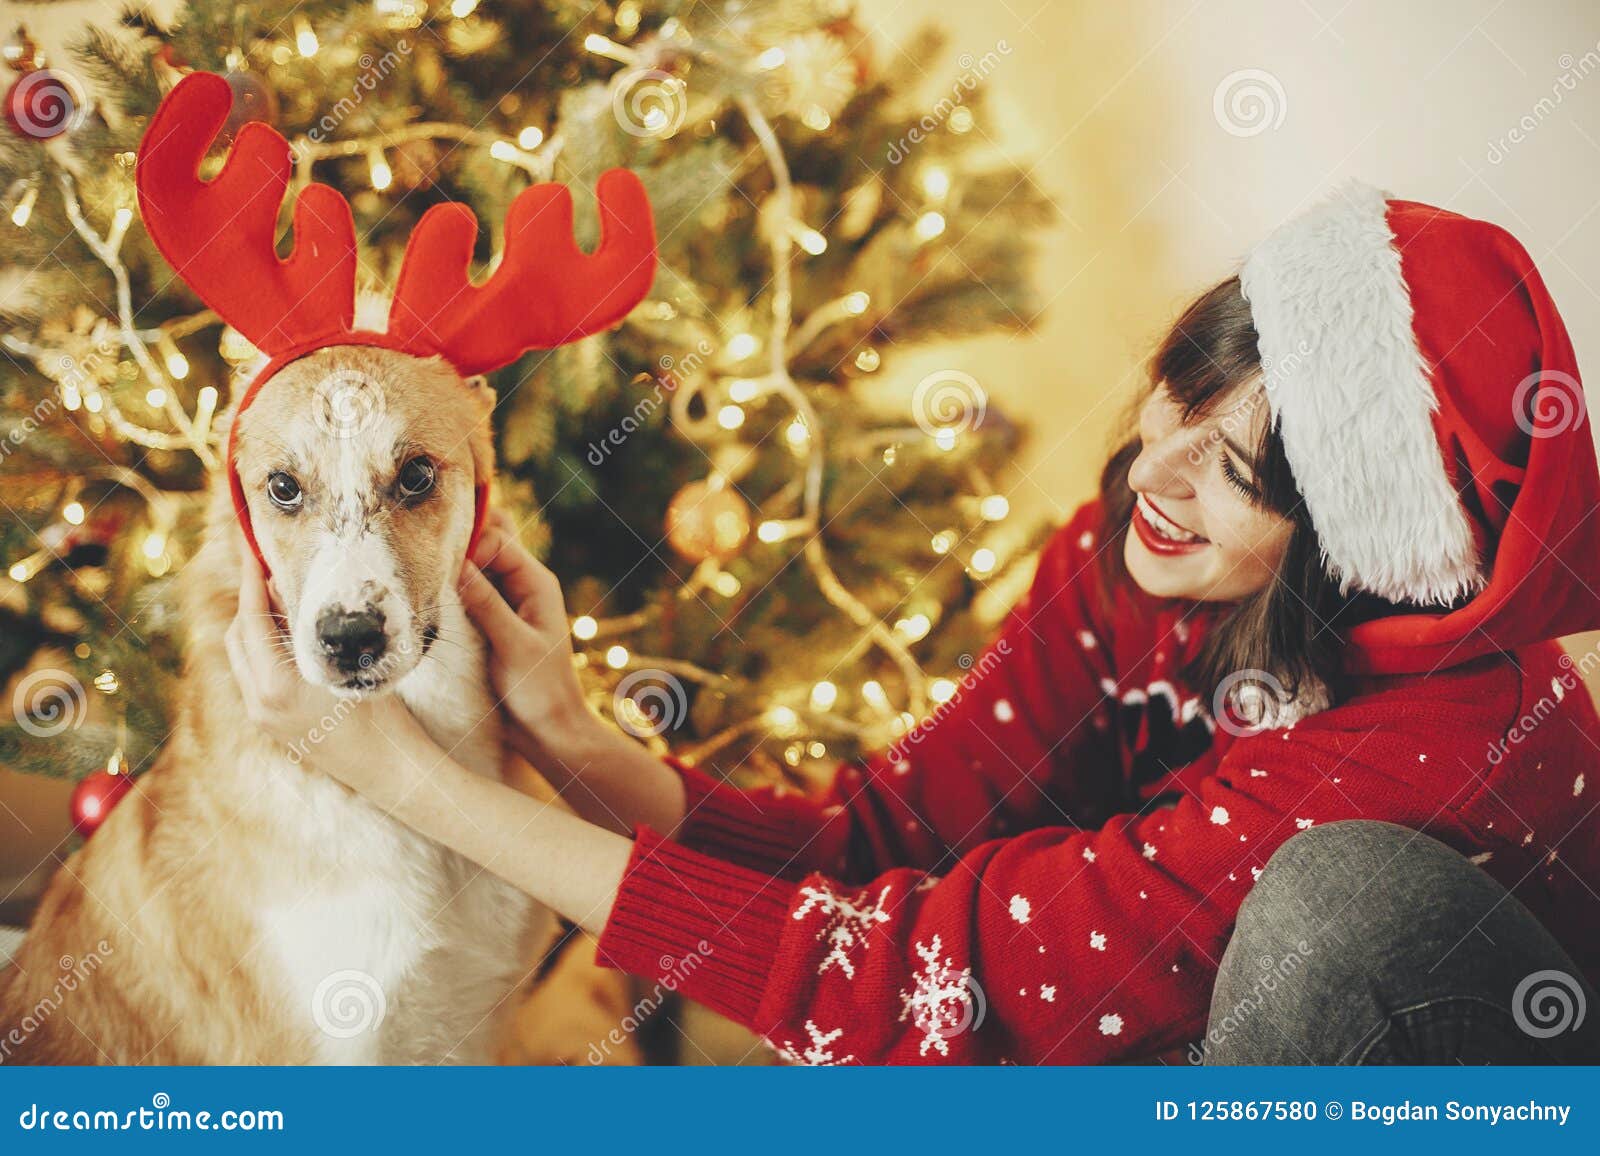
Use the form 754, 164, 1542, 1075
224, 542, 435, 802
458, 512, 687, 836
456, 510, 603, 758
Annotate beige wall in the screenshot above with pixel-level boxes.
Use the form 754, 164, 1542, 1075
858, 0, 1600, 520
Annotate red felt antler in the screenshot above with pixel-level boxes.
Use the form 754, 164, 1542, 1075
388, 170, 658, 377
136, 71, 657, 375
136, 72, 358, 356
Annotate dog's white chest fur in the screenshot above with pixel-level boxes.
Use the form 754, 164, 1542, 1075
254, 604, 545, 1064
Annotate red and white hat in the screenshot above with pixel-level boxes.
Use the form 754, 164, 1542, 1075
1240, 181, 1600, 673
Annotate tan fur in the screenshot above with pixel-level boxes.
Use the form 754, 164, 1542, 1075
0, 348, 577, 1065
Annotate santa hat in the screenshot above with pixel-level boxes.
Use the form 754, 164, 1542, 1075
1239, 182, 1600, 674
135, 73, 657, 575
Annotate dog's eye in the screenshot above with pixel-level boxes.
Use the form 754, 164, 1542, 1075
266, 471, 302, 511
397, 457, 436, 501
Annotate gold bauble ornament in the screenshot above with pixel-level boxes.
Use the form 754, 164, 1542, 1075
665, 480, 751, 562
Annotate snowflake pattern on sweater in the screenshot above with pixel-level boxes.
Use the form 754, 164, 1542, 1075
596, 500, 1600, 1063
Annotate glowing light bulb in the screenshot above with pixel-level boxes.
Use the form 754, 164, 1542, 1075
727, 378, 760, 403
810, 681, 838, 710
450, 0, 480, 16
970, 547, 997, 575
489, 140, 520, 164
757, 520, 786, 544
895, 613, 932, 642
294, 17, 320, 57
794, 227, 827, 255
784, 418, 809, 449
62, 502, 85, 526
921, 166, 951, 199
572, 615, 598, 641
368, 148, 393, 192
726, 332, 759, 360
842, 291, 870, 316
949, 107, 975, 133
145, 388, 167, 408
517, 125, 545, 150
930, 530, 956, 555
717, 404, 746, 430
930, 678, 957, 704
10, 185, 38, 227
766, 705, 799, 731
165, 351, 189, 379
861, 680, 890, 710
8, 562, 28, 582
855, 348, 881, 372
93, 670, 119, 694
801, 105, 832, 131
913, 211, 947, 242
757, 46, 787, 69
934, 428, 958, 452
605, 645, 629, 669
711, 571, 741, 597
980, 494, 1010, 521
142, 531, 166, 560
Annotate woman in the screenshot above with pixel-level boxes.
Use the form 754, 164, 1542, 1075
229, 182, 1600, 1064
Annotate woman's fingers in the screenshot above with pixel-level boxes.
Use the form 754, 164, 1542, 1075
470, 520, 556, 623
458, 560, 533, 644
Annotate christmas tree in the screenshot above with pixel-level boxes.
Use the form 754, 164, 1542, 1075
0, 0, 1051, 805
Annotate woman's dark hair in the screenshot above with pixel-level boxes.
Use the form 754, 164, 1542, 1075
1097, 276, 1367, 714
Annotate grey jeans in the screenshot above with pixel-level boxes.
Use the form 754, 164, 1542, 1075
1203, 820, 1600, 1064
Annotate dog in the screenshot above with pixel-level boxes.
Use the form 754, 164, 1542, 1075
0, 345, 565, 1064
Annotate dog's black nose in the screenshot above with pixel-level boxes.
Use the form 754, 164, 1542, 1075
316, 608, 388, 675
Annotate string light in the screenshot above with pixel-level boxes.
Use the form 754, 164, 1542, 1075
970, 547, 997, 575
810, 680, 838, 710
367, 147, 393, 192
725, 332, 760, 361
517, 125, 545, 150
62, 502, 85, 526
980, 494, 1010, 521
855, 348, 881, 372
842, 291, 870, 316
294, 16, 319, 57
145, 388, 167, 408
757, 46, 787, 69
929, 678, 957, 704
10, 184, 37, 227
711, 571, 741, 597
861, 680, 890, 710
930, 530, 956, 555
572, 615, 599, 641
450, 0, 480, 17
894, 613, 932, 642
605, 644, 629, 669
934, 427, 958, 451
716, 404, 746, 430
913, 211, 947, 242
921, 166, 951, 200
727, 378, 761, 403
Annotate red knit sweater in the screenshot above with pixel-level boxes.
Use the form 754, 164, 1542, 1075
596, 501, 1600, 1064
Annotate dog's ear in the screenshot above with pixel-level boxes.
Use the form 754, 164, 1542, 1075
463, 373, 497, 411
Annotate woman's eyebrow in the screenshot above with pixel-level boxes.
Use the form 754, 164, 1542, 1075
1221, 433, 1256, 468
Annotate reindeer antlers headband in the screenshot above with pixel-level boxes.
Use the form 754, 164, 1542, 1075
136, 71, 658, 571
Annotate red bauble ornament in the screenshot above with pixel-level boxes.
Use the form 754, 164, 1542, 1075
4, 66, 87, 141
70, 769, 132, 838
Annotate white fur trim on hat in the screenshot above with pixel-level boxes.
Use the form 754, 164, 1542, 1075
1239, 181, 1481, 607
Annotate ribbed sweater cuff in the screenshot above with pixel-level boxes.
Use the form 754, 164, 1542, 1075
669, 758, 827, 879
595, 824, 794, 1027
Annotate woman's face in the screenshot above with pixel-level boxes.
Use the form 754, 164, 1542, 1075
1123, 381, 1294, 603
